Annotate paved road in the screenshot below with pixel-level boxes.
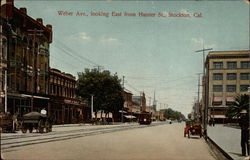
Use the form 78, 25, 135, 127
1, 122, 216, 160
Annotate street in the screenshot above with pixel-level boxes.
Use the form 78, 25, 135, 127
1, 122, 216, 160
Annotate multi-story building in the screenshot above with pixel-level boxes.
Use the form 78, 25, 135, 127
204, 50, 250, 123
123, 89, 140, 121
1, 0, 52, 115
132, 92, 146, 112
49, 68, 88, 124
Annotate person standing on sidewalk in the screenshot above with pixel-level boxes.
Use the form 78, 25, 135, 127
239, 109, 249, 156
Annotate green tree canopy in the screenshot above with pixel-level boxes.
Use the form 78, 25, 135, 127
76, 69, 124, 114
226, 94, 249, 118
163, 108, 186, 120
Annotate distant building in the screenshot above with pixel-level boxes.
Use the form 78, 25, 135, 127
0, 0, 52, 115
49, 68, 88, 124
132, 92, 146, 112
123, 89, 140, 121
204, 50, 250, 123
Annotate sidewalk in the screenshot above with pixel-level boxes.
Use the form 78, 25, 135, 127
208, 124, 248, 160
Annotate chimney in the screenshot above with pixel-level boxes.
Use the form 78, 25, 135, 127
6, 0, 14, 5
2, 0, 14, 18
46, 24, 53, 43
36, 18, 43, 25
46, 24, 52, 30
19, 8, 27, 14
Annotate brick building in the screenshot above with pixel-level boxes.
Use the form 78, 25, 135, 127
0, 0, 52, 115
49, 68, 88, 124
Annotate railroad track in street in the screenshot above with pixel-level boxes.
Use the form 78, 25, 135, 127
1, 122, 167, 152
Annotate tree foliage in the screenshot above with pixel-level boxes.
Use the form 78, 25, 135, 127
76, 69, 124, 114
163, 108, 186, 120
226, 94, 249, 118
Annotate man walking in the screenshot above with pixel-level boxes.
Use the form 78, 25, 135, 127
239, 110, 249, 156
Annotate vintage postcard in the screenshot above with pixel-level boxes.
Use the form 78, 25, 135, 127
0, 0, 249, 160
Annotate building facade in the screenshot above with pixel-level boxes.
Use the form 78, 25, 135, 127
1, 0, 52, 115
49, 68, 88, 124
205, 50, 250, 123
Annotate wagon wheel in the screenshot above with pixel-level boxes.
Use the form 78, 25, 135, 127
29, 126, 33, 133
21, 126, 27, 133
38, 120, 44, 133
21, 122, 27, 133
45, 121, 50, 133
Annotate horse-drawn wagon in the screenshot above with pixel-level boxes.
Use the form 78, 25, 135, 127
18, 112, 52, 133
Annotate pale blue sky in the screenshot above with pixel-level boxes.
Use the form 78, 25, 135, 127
15, 0, 249, 116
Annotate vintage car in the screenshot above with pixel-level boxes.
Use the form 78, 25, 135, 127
184, 121, 202, 138
18, 112, 53, 133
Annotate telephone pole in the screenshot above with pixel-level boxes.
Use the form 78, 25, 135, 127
195, 45, 213, 139
121, 76, 125, 123
197, 73, 202, 121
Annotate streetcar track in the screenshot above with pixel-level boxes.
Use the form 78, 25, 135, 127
1, 124, 138, 140
1, 123, 166, 152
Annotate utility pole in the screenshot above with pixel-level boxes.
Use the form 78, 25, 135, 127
197, 73, 202, 121
149, 97, 151, 107
91, 94, 94, 121
196, 45, 213, 139
153, 90, 156, 110
122, 76, 124, 123
94, 65, 104, 72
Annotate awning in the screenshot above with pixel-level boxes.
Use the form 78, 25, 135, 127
94, 112, 113, 118
226, 97, 235, 102
213, 97, 222, 102
33, 95, 50, 100
212, 115, 226, 118
124, 115, 136, 119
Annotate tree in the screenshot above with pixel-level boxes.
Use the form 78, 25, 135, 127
163, 108, 185, 120
76, 69, 124, 121
227, 94, 249, 119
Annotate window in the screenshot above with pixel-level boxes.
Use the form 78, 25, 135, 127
226, 101, 234, 106
240, 73, 250, 80
227, 61, 237, 69
213, 101, 222, 105
213, 62, 223, 69
226, 85, 236, 92
240, 85, 249, 92
213, 73, 223, 80
227, 73, 237, 80
213, 85, 223, 92
241, 61, 250, 69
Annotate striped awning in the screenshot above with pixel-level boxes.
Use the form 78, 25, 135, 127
212, 115, 226, 118
226, 97, 235, 102
213, 97, 222, 102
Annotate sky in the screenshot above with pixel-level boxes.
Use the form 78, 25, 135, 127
15, 0, 249, 117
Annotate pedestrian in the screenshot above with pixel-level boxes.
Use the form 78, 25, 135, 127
41, 108, 47, 115
12, 112, 18, 131
239, 109, 249, 156
212, 119, 215, 127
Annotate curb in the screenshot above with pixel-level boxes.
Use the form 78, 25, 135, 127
207, 136, 234, 160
